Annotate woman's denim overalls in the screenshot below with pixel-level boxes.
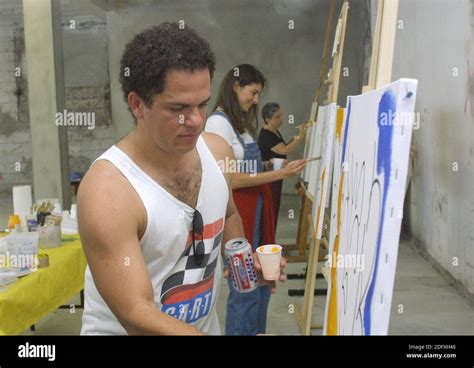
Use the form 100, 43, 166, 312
209, 111, 271, 335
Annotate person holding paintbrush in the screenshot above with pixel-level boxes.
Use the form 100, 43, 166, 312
257, 102, 309, 226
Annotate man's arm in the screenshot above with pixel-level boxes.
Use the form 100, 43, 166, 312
77, 161, 202, 335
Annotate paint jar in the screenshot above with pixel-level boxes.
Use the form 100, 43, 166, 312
26, 215, 38, 232
7, 215, 21, 232
38, 224, 62, 249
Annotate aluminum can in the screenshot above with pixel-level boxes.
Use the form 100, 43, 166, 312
224, 237, 258, 293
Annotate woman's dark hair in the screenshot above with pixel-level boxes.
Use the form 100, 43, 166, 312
212, 64, 266, 136
120, 22, 216, 107
261, 103, 281, 124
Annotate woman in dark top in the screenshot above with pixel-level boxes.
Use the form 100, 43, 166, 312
258, 103, 308, 227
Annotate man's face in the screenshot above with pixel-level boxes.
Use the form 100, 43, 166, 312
140, 68, 211, 155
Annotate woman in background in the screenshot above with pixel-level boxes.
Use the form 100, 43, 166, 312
258, 102, 308, 228
205, 64, 306, 335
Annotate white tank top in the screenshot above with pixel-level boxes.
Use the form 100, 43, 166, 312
81, 136, 228, 335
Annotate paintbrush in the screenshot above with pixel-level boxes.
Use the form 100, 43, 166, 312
306, 156, 321, 162
294, 120, 314, 129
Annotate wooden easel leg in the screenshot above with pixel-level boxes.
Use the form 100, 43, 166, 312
296, 195, 310, 257
301, 237, 322, 335
283, 188, 306, 253
286, 193, 312, 263
301, 237, 316, 325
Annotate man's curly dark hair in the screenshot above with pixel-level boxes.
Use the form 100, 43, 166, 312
119, 22, 216, 107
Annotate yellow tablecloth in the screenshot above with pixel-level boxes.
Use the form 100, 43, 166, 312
0, 235, 87, 335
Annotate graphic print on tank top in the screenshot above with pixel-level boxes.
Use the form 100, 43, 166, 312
160, 217, 224, 323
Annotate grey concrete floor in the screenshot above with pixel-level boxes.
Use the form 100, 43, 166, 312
0, 191, 472, 335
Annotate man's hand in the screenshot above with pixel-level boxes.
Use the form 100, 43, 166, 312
253, 253, 287, 293
223, 254, 287, 294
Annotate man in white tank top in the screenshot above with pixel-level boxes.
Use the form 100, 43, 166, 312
78, 23, 286, 335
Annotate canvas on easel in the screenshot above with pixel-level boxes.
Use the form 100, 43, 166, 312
324, 78, 418, 335
301, 102, 319, 184
302, 126, 318, 187
310, 103, 337, 238
290, 1, 350, 334
306, 108, 324, 198
328, 106, 346, 245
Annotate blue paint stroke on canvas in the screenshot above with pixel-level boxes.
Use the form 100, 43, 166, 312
363, 90, 396, 335
341, 97, 351, 165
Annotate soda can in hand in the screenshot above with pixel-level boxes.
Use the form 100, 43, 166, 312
224, 238, 258, 293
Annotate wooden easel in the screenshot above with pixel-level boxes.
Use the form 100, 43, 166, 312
292, 0, 350, 335
285, 0, 338, 264
363, 0, 399, 92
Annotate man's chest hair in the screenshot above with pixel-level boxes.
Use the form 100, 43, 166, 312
161, 164, 202, 208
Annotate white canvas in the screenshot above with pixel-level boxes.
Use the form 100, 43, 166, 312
324, 106, 346, 335
306, 106, 325, 198
302, 123, 316, 183
302, 114, 322, 186
327, 107, 346, 254
310, 103, 337, 239
301, 102, 319, 183
324, 79, 418, 335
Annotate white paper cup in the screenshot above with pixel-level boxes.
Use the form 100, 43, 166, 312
272, 158, 284, 171
256, 244, 282, 280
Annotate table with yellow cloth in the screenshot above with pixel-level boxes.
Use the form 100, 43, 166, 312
0, 235, 87, 335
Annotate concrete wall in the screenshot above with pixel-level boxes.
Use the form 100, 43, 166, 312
392, 0, 474, 295
0, 0, 31, 192
105, 0, 369, 194
0, 0, 114, 194
61, 13, 115, 176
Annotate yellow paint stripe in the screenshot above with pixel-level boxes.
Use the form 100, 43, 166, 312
335, 108, 344, 143
326, 171, 344, 335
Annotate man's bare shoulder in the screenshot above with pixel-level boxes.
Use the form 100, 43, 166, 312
77, 160, 145, 235
78, 160, 131, 202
